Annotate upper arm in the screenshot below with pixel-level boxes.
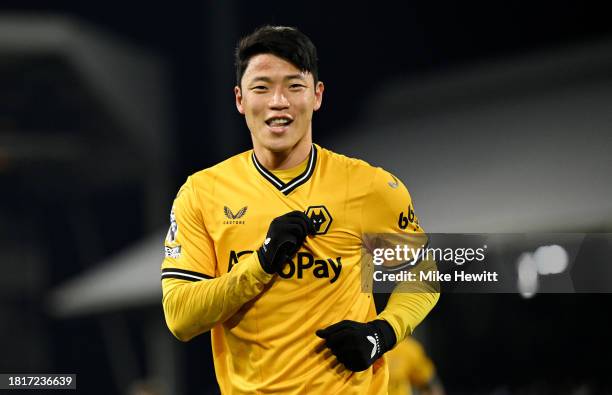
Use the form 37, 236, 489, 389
161, 176, 216, 283
361, 167, 427, 268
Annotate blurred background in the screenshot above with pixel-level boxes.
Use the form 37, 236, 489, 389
1, 1, 612, 394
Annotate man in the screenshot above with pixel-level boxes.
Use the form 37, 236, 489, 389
161, 25, 439, 394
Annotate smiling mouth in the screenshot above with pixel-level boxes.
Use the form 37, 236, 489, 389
265, 117, 294, 128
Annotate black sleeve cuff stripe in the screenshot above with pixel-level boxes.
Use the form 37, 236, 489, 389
161, 274, 207, 282
161, 268, 214, 281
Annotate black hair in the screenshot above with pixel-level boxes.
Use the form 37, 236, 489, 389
235, 25, 319, 86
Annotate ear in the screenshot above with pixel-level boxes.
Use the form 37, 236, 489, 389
313, 81, 324, 111
234, 86, 245, 114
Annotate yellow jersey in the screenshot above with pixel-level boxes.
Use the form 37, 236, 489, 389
161, 144, 439, 394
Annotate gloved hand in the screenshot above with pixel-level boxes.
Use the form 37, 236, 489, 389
316, 319, 397, 371
258, 211, 315, 274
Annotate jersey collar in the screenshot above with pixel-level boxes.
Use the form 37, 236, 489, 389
251, 144, 318, 195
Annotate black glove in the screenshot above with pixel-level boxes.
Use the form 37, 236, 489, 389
316, 319, 397, 372
257, 211, 315, 274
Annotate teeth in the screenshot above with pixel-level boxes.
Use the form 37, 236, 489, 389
268, 118, 290, 126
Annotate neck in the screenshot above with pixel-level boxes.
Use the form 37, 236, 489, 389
253, 135, 312, 170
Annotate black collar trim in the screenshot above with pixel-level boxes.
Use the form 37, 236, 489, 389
252, 145, 317, 195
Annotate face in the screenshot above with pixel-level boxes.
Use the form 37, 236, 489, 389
235, 54, 324, 153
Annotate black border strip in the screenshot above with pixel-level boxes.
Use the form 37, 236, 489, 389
161, 268, 214, 281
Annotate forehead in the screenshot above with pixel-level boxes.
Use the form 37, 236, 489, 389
243, 53, 311, 82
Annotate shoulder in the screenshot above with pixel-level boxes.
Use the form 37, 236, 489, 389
187, 149, 252, 190
317, 145, 374, 170
318, 146, 403, 192
316, 145, 382, 181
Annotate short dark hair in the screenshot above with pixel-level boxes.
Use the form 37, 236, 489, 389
235, 25, 319, 86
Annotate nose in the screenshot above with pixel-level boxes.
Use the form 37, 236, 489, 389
269, 88, 290, 110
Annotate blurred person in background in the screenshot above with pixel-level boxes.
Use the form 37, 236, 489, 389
127, 379, 162, 395
160, 25, 438, 394
386, 336, 445, 395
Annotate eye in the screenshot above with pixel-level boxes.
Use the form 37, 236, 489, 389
289, 84, 306, 89
251, 85, 268, 92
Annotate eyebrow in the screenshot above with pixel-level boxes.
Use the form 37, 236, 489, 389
248, 74, 307, 84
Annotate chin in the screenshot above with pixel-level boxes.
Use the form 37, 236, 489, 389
265, 141, 294, 153
261, 135, 299, 153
